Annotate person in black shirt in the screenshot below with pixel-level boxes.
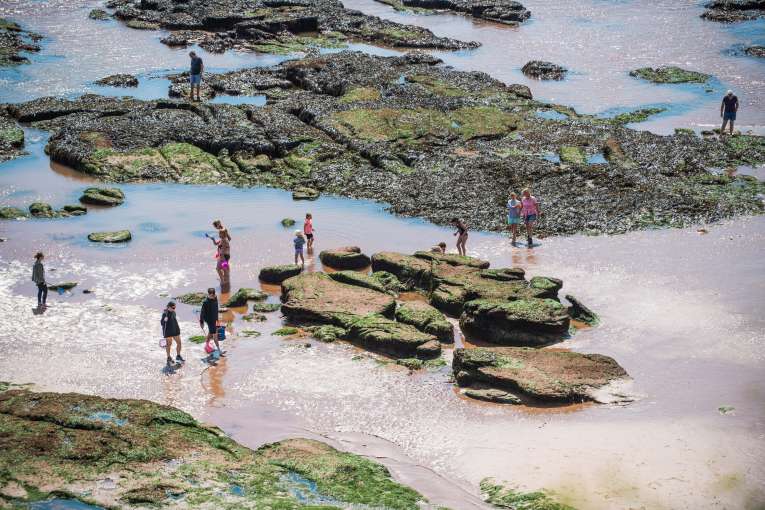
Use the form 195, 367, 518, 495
199, 287, 223, 355
720, 90, 738, 136
161, 301, 183, 366
188, 51, 204, 102
451, 218, 468, 256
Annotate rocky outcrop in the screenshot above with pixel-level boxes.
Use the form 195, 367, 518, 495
176, 291, 206, 305
0, 388, 427, 508
259, 264, 303, 283
0, 18, 41, 67
79, 187, 125, 206
386, 0, 531, 25
521, 60, 567, 80
87, 230, 132, 243
701, 0, 765, 22
28, 202, 54, 218
395, 300, 454, 342
328, 270, 390, 294
459, 298, 570, 345
566, 294, 599, 326
95, 73, 139, 87
319, 246, 371, 269
226, 287, 268, 307
629, 66, 711, 84
110, 0, 478, 54
7, 51, 764, 236
0, 113, 25, 163
0, 206, 28, 219
745, 45, 765, 57
88, 8, 110, 20
453, 347, 631, 403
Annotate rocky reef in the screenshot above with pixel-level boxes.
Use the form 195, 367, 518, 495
701, 0, 765, 22
0, 387, 431, 508
629, 66, 711, 84
745, 45, 765, 57
107, 0, 477, 53
522, 60, 567, 80
0, 112, 25, 163
0, 18, 41, 67
3, 51, 763, 235
95, 73, 139, 87
377, 0, 531, 26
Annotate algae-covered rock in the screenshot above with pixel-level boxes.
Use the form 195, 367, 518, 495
28, 202, 54, 218
529, 276, 563, 298
629, 66, 710, 84
79, 187, 125, 206
463, 388, 521, 404
259, 264, 302, 283
371, 270, 406, 293
312, 324, 347, 342
320, 246, 371, 269
88, 8, 110, 20
95, 74, 139, 87
395, 300, 454, 342
176, 292, 205, 305
226, 287, 268, 307
521, 60, 567, 80
328, 270, 388, 294
459, 298, 570, 345
413, 250, 490, 269
0, 388, 426, 508
252, 302, 282, 313
88, 230, 132, 243
453, 347, 630, 403
745, 45, 765, 58
0, 206, 28, 220
292, 186, 320, 200
47, 282, 77, 291
281, 272, 396, 325
273, 326, 299, 336
280, 217, 296, 227
480, 267, 525, 281
566, 294, 599, 326
342, 314, 440, 358
559, 146, 586, 166
61, 204, 87, 215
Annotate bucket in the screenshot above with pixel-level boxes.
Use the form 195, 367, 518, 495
217, 324, 226, 341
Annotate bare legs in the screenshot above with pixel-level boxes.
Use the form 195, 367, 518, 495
510, 223, 518, 244
295, 251, 305, 267
165, 336, 181, 363
456, 233, 468, 256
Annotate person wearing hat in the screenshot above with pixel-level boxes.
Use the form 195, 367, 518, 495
294, 230, 306, 267
720, 90, 739, 136
161, 301, 183, 366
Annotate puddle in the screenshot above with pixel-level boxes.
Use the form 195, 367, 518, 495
541, 152, 561, 164
535, 109, 568, 121
587, 153, 607, 165
86, 411, 127, 426
28, 499, 105, 510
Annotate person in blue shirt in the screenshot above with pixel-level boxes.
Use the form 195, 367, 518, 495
294, 230, 306, 267
506, 192, 522, 245
188, 51, 204, 102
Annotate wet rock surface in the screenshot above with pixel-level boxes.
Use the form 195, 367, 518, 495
383, 0, 531, 25
395, 300, 454, 342
460, 298, 570, 346
79, 186, 125, 206
110, 0, 477, 53
226, 287, 268, 307
87, 230, 132, 243
319, 246, 371, 269
95, 73, 139, 87
259, 263, 303, 283
0, 18, 41, 67
0, 112, 25, 162
701, 0, 765, 22
4, 51, 764, 235
453, 347, 631, 403
745, 45, 765, 57
629, 66, 711, 84
521, 60, 567, 80
0, 388, 427, 508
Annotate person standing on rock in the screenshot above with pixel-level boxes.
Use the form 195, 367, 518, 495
161, 301, 183, 367
452, 218, 468, 256
720, 90, 738, 136
188, 51, 204, 102
294, 230, 306, 267
507, 192, 522, 246
200, 288, 223, 356
31, 252, 47, 308
303, 213, 315, 252
521, 188, 541, 247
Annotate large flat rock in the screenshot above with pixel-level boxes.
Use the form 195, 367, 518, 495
453, 347, 631, 403
459, 298, 570, 345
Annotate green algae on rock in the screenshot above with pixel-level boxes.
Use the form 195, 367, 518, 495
0, 114, 25, 163
460, 298, 570, 346
0, 18, 41, 67
610, 107, 666, 125
319, 246, 371, 269
46, 282, 77, 291
480, 478, 576, 510
395, 300, 454, 343
0, 388, 428, 509
79, 186, 125, 206
0, 206, 28, 220
453, 347, 630, 403
251, 302, 282, 313
87, 230, 132, 243
226, 287, 268, 307
566, 294, 599, 326
273, 326, 299, 336
328, 270, 390, 294
259, 264, 303, 284
176, 292, 206, 305
629, 66, 711, 84
28, 202, 54, 218
281, 217, 296, 227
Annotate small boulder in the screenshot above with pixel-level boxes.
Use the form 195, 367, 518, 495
319, 246, 371, 270
480, 267, 525, 281
61, 204, 87, 216
459, 298, 570, 346
745, 45, 765, 58
507, 83, 532, 99
292, 187, 319, 200
259, 264, 302, 284
95, 74, 139, 88
395, 300, 454, 343
413, 251, 490, 269
312, 325, 346, 342
88, 230, 132, 243
0, 206, 28, 220
522, 61, 567, 80
79, 187, 125, 206
566, 294, 599, 326
47, 282, 77, 291
252, 302, 281, 313
176, 292, 206, 305
453, 347, 630, 403
29, 202, 54, 218
88, 8, 110, 20
529, 276, 563, 298
463, 388, 521, 404
629, 66, 710, 84
226, 288, 268, 307
280, 218, 296, 227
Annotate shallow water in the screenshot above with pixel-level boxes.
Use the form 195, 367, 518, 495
1, 1, 765, 509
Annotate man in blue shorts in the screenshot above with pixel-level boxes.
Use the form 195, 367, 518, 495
720, 90, 738, 136
189, 51, 204, 102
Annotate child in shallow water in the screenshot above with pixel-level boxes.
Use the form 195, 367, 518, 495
294, 230, 306, 267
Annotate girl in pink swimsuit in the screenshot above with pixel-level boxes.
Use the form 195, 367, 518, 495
521, 188, 541, 247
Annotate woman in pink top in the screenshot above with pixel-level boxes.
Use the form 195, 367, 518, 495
303, 213, 315, 251
521, 188, 541, 247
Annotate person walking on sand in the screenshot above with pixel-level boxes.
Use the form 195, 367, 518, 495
451, 218, 468, 256
31, 252, 47, 308
200, 288, 223, 356
294, 230, 306, 267
161, 301, 183, 367
188, 51, 204, 102
303, 213, 315, 252
720, 90, 739, 136
507, 192, 522, 245
521, 188, 541, 248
